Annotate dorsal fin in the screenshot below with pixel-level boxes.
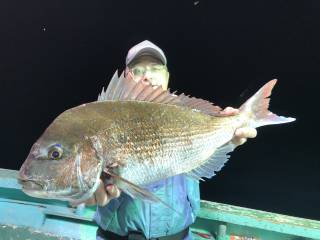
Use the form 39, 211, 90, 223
98, 70, 222, 116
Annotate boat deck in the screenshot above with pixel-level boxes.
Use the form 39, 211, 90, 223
1, 168, 319, 240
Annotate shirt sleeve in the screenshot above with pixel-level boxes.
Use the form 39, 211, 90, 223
94, 175, 201, 238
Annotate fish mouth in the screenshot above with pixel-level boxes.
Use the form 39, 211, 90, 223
21, 186, 88, 203
18, 179, 68, 200
18, 178, 44, 191
18, 178, 50, 199
18, 177, 90, 202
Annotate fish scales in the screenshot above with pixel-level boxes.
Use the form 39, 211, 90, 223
19, 78, 295, 203
71, 101, 239, 186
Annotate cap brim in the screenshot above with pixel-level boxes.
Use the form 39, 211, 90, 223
126, 47, 167, 66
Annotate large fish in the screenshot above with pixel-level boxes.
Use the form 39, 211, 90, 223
19, 71, 295, 205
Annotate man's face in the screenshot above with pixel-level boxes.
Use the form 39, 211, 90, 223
126, 55, 169, 90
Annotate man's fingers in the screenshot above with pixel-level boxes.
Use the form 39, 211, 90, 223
95, 179, 109, 206
69, 181, 121, 208
232, 127, 257, 146
106, 184, 121, 199
220, 107, 239, 116
235, 127, 257, 139
95, 182, 121, 207
232, 137, 247, 146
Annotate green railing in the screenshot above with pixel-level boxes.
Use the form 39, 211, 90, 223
0, 168, 319, 240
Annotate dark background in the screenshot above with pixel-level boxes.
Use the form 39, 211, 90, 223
0, 0, 319, 220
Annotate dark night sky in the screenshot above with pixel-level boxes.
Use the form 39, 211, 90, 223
0, 1, 319, 220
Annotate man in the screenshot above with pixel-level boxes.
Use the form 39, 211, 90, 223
87, 40, 257, 240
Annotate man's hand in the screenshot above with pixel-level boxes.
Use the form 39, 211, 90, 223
85, 180, 121, 206
220, 107, 257, 146
71, 180, 121, 207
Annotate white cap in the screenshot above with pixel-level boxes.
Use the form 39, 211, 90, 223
126, 40, 167, 66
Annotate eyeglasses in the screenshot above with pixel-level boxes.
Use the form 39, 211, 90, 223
125, 64, 169, 90
128, 65, 167, 77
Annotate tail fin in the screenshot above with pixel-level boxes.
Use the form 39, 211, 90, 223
239, 79, 295, 128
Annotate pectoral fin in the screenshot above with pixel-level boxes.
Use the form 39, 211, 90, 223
104, 169, 182, 216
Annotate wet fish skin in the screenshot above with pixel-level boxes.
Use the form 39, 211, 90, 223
19, 100, 235, 201
98, 101, 238, 186
19, 104, 105, 201
19, 79, 295, 203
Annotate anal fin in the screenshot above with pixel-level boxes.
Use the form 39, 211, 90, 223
185, 172, 205, 182
188, 143, 235, 179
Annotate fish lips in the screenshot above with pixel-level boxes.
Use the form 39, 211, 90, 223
18, 178, 60, 200
18, 178, 44, 191
18, 177, 85, 202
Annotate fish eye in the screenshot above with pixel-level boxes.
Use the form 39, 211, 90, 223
48, 144, 63, 160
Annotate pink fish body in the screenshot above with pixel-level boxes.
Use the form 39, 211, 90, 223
19, 72, 295, 204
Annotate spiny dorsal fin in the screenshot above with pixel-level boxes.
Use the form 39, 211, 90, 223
98, 70, 222, 116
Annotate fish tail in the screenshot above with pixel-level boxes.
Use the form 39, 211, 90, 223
239, 79, 295, 128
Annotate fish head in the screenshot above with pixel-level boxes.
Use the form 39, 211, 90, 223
19, 109, 103, 202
